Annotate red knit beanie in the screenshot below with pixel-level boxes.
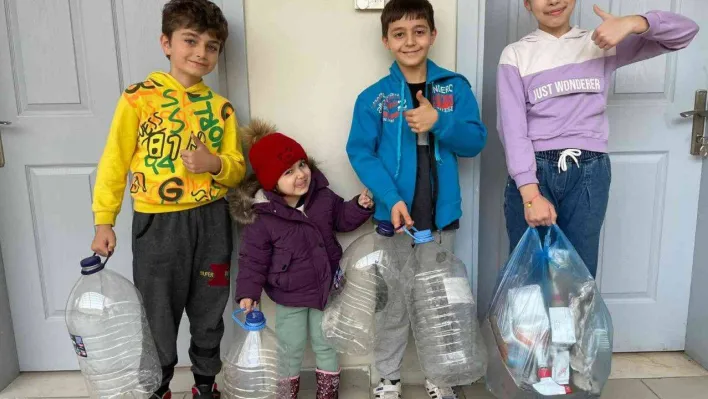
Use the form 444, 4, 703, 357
249, 132, 307, 191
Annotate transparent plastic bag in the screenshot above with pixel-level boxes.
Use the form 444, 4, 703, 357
223, 309, 289, 399
322, 222, 401, 355
403, 229, 487, 387
65, 254, 161, 399
483, 226, 613, 398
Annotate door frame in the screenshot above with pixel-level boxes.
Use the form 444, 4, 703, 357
219, 0, 250, 356
456, 0, 486, 298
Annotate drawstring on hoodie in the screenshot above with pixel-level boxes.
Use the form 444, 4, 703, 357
394, 80, 405, 179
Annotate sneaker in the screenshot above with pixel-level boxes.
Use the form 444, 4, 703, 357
373, 379, 402, 399
149, 390, 172, 399
425, 379, 458, 399
192, 383, 220, 399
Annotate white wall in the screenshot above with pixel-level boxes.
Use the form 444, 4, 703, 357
243, 0, 458, 382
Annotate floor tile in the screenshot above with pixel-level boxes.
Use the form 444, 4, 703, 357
642, 376, 708, 399
461, 384, 495, 398
300, 388, 371, 398
610, 353, 708, 379
0, 372, 87, 398
600, 379, 659, 399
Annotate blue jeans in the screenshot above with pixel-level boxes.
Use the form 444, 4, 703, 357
504, 150, 611, 278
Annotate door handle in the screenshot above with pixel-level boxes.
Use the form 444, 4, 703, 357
680, 90, 708, 157
680, 110, 708, 118
0, 121, 10, 167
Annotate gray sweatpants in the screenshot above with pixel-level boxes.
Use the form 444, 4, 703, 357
374, 230, 456, 381
132, 199, 232, 388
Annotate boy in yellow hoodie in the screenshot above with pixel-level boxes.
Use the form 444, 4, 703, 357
90, 1, 246, 398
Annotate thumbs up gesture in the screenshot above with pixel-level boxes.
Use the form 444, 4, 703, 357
404, 90, 439, 135
181, 133, 222, 174
591, 4, 649, 50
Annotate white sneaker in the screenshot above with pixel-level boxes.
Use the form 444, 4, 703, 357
425, 379, 458, 399
373, 379, 402, 399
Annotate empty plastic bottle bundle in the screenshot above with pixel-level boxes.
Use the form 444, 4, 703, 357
403, 228, 487, 388
322, 221, 401, 355
223, 309, 288, 399
65, 254, 161, 399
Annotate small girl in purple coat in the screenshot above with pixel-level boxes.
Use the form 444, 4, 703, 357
228, 119, 374, 399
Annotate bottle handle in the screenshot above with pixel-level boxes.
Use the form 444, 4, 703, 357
231, 304, 260, 329
92, 251, 113, 268
232, 308, 247, 329
400, 226, 418, 240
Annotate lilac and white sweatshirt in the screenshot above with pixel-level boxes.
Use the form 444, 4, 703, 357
497, 11, 699, 187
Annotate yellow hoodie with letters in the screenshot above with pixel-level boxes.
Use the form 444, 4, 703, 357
92, 71, 246, 226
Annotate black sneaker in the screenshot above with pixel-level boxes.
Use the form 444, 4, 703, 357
192, 383, 221, 399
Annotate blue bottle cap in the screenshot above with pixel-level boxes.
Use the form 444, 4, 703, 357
376, 221, 395, 237
80, 255, 105, 275
244, 310, 266, 331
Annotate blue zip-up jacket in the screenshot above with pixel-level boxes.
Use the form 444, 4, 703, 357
347, 60, 487, 229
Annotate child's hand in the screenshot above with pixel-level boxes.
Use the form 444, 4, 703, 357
391, 201, 414, 233
91, 225, 116, 257
404, 91, 439, 135
239, 298, 258, 314
358, 189, 374, 209
181, 134, 222, 174
592, 5, 650, 50
520, 185, 557, 227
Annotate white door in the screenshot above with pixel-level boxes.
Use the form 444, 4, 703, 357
507, 0, 707, 351
0, 0, 234, 371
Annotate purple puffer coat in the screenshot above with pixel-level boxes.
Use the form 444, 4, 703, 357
228, 165, 373, 310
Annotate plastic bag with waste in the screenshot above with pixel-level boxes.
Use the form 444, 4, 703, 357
483, 226, 613, 398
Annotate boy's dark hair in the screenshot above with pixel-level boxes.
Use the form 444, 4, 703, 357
381, 0, 435, 37
162, 0, 229, 51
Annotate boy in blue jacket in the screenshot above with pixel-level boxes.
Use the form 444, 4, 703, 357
346, 1, 486, 397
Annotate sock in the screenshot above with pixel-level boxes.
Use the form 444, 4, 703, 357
382, 378, 401, 386
194, 374, 216, 388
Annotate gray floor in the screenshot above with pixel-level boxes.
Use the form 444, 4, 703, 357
153, 377, 708, 399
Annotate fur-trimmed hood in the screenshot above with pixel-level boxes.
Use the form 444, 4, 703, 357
227, 159, 326, 225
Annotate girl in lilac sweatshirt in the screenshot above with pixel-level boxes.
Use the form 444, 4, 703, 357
498, 0, 698, 277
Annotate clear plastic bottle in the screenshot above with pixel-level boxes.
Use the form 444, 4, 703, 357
65, 254, 161, 399
223, 309, 288, 399
404, 229, 487, 387
321, 221, 401, 355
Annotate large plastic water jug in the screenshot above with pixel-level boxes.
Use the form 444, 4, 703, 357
65, 254, 161, 398
223, 309, 288, 399
322, 221, 401, 355
403, 229, 488, 387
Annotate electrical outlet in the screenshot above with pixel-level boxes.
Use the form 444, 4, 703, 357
355, 0, 386, 10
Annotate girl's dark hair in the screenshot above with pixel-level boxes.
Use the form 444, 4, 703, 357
381, 0, 436, 37
162, 0, 228, 51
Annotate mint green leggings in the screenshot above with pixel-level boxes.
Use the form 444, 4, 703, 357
275, 304, 339, 377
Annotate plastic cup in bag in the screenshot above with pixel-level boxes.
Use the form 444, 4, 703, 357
223, 309, 288, 399
403, 228, 487, 388
322, 221, 401, 355
65, 254, 161, 399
